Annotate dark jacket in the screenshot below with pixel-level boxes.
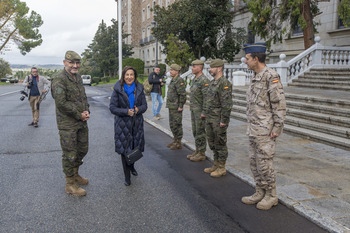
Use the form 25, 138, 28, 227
109, 81, 148, 154
148, 72, 162, 95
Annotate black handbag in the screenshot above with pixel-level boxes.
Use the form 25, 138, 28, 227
123, 114, 143, 166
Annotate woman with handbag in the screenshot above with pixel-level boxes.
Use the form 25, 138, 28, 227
109, 66, 147, 186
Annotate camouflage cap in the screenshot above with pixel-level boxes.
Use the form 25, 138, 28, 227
210, 59, 224, 68
65, 50, 81, 61
170, 64, 181, 71
191, 59, 204, 65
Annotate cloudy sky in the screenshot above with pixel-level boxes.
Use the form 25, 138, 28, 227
0, 0, 117, 65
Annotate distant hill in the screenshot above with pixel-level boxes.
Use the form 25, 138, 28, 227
11, 64, 64, 70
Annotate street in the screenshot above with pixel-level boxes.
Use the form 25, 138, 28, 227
0, 84, 326, 233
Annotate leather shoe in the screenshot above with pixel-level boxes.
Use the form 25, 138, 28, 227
28, 122, 34, 126
131, 169, 138, 176
34, 122, 38, 128
124, 178, 131, 186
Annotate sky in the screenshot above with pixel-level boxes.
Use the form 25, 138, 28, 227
0, 0, 117, 65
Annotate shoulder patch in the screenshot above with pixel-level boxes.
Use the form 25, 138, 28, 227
272, 79, 279, 83
224, 86, 229, 89
180, 83, 184, 85
205, 83, 209, 86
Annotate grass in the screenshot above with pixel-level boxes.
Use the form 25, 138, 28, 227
0, 82, 13, 85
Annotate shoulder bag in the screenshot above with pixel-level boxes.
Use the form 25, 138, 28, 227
123, 114, 143, 165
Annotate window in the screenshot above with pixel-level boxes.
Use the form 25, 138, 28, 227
142, 28, 145, 39
142, 8, 145, 22
166, 0, 170, 7
239, 0, 246, 8
147, 25, 150, 37
158, 0, 162, 7
247, 27, 255, 44
337, 0, 349, 29
292, 24, 303, 36
147, 4, 150, 19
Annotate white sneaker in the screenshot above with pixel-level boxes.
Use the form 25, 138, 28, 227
153, 116, 160, 120
156, 114, 163, 119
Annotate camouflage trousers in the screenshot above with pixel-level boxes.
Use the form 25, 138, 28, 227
59, 126, 89, 177
206, 121, 228, 161
249, 136, 276, 190
169, 109, 183, 139
191, 110, 206, 152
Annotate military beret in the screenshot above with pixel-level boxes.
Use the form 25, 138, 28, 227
191, 59, 204, 65
210, 59, 224, 68
65, 50, 81, 61
243, 42, 267, 54
170, 64, 181, 71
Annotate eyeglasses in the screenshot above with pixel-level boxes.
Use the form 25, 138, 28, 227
67, 60, 81, 65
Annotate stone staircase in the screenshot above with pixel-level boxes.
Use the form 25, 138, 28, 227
288, 68, 350, 91
231, 88, 350, 150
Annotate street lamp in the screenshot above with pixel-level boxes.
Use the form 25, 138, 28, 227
115, 0, 122, 79
151, 21, 158, 66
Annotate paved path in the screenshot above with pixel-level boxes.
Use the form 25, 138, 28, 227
144, 87, 350, 233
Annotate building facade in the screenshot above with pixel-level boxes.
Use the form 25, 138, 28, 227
121, 0, 350, 74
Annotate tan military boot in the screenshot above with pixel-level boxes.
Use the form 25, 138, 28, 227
187, 149, 198, 160
204, 159, 219, 173
167, 139, 176, 148
210, 161, 227, 177
65, 176, 86, 196
241, 187, 265, 205
256, 188, 278, 210
190, 152, 206, 162
73, 167, 89, 185
170, 138, 182, 150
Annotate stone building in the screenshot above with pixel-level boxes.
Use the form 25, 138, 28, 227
121, 0, 350, 74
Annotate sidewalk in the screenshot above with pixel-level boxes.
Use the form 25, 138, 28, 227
143, 93, 350, 233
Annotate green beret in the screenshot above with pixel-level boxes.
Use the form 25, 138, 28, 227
210, 59, 224, 68
170, 64, 181, 71
191, 59, 204, 65
65, 50, 81, 61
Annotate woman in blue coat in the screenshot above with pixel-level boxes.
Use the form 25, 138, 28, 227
109, 66, 147, 186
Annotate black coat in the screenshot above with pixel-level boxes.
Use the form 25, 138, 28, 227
148, 72, 162, 95
109, 81, 147, 154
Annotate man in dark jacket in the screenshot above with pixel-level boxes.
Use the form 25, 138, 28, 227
148, 67, 164, 120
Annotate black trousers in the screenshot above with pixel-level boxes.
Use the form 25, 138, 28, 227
121, 154, 135, 181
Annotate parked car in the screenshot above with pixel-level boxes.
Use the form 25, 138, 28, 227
81, 75, 92, 86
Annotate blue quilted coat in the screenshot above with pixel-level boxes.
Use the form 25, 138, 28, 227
109, 81, 148, 154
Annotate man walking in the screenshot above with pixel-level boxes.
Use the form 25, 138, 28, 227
166, 64, 186, 150
23, 67, 50, 127
187, 59, 210, 162
51, 51, 90, 196
203, 59, 232, 177
241, 43, 286, 210
149, 66, 164, 120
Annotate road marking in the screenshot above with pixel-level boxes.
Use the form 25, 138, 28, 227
0, 91, 19, 97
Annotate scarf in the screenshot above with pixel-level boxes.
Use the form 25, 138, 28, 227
123, 82, 136, 109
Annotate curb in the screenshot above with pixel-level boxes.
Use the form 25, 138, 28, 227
144, 117, 350, 233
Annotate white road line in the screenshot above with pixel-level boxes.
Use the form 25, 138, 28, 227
0, 90, 19, 97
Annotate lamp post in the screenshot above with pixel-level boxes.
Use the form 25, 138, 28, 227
151, 21, 158, 66
115, 0, 122, 79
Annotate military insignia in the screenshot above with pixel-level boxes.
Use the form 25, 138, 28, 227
205, 83, 209, 86
180, 83, 184, 85
272, 79, 279, 83
224, 86, 229, 89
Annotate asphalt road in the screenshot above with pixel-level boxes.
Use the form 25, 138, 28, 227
0, 84, 326, 233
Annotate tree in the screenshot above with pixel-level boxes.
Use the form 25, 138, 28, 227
0, 58, 12, 78
245, 0, 320, 49
0, 0, 43, 55
153, 0, 246, 62
338, 0, 350, 27
82, 19, 133, 78
164, 34, 195, 72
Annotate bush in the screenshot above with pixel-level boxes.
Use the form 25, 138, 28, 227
92, 77, 101, 85
158, 63, 166, 76
123, 58, 145, 76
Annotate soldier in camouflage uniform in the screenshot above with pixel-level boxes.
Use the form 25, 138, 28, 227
202, 59, 233, 177
241, 43, 286, 210
51, 51, 90, 196
166, 64, 186, 150
187, 60, 210, 162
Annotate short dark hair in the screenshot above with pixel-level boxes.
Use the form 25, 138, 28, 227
120, 66, 138, 86
31, 67, 38, 71
250, 53, 266, 63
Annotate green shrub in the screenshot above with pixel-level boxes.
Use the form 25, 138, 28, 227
158, 63, 166, 76
122, 58, 145, 75
92, 77, 101, 84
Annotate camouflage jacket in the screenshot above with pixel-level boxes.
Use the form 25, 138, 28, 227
190, 73, 210, 114
246, 66, 286, 136
203, 76, 233, 124
51, 69, 89, 130
166, 75, 186, 110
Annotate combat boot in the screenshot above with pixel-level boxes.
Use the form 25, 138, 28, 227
204, 159, 219, 173
167, 138, 176, 148
65, 176, 86, 196
170, 138, 182, 150
210, 161, 226, 178
186, 149, 198, 160
190, 152, 206, 162
73, 167, 89, 185
256, 188, 278, 210
241, 186, 265, 205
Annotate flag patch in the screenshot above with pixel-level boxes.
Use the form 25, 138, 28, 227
205, 83, 209, 86
180, 83, 184, 85
272, 79, 279, 83
224, 86, 229, 89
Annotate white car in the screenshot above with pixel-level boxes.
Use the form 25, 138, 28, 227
82, 75, 91, 86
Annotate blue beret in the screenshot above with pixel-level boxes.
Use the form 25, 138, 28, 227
243, 42, 267, 54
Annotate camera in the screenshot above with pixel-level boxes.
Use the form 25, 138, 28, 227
20, 90, 28, 101
27, 79, 33, 89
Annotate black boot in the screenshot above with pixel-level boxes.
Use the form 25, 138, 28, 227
121, 155, 131, 186
130, 163, 138, 176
